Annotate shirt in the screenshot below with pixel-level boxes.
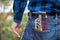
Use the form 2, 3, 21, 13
13, 0, 60, 23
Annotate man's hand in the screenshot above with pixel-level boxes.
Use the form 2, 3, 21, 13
11, 22, 21, 38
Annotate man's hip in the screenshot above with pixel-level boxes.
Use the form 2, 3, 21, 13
21, 11, 60, 40
28, 11, 60, 30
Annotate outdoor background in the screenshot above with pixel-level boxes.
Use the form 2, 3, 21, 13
0, 0, 29, 40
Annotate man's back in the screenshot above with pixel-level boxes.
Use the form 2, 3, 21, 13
12, 0, 60, 40
13, 0, 60, 23
28, 0, 60, 13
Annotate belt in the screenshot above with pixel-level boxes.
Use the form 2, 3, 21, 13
28, 11, 60, 16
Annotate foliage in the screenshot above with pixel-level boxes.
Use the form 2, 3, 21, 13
0, 0, 13, 5
0, 13, 28, 40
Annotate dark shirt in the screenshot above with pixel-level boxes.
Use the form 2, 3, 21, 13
13, 0, 60, 23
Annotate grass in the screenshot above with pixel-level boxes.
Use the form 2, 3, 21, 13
0, 13, 28, 40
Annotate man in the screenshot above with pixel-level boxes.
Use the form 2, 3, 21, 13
12, 0, 60, 40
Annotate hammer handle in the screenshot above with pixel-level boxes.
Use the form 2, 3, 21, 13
38, 14, 42, 31
38, 14, 42, 25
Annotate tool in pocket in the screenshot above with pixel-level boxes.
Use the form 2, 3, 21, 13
34, 12, 48, 32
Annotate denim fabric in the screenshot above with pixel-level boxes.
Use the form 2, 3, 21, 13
20, 14, 60, 40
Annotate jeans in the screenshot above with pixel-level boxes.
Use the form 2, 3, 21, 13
21, 13, 60, 40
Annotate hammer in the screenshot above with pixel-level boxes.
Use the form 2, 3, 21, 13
33, 11, 46, 32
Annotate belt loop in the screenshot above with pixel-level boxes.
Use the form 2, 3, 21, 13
55, 13, 58, 19
29, 11, 32, 19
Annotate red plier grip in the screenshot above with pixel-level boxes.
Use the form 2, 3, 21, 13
44, 15, 48, 31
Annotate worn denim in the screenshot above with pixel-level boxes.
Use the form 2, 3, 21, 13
21, 14, 60, 40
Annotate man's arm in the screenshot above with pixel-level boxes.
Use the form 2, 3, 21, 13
13, 0, 27, 23
12, 0, 27, 37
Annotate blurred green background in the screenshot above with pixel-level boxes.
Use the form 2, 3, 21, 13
0, 13, 28, 40
0, 0, 29, 40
